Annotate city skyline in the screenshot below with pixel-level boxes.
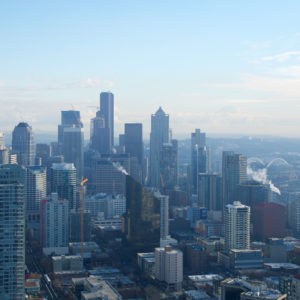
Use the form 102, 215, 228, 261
1, 1, 300, 137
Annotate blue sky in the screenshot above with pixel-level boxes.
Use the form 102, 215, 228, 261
1, 1, 300, 139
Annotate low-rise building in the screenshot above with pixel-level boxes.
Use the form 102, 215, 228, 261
240, 289, 286, 300
52, 255, 83, 273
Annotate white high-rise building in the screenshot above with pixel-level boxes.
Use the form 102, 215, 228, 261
155, 246, 183, 290
225, 201, 250, 251
41, 193, 69, 255
149, 107, 169, 188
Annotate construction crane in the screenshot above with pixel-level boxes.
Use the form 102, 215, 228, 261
80, 178, 88, 257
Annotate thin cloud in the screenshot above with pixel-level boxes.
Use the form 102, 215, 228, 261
260, 51, 300, 62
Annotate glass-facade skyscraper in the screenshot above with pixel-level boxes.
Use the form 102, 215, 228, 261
123, 175, 160, 251
100, 92, 114, 148
149, 107, 169, 188
12, 122, 35, 166
0, 164, 25, 300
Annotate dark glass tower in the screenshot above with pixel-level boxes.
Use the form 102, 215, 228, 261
12, 122, 35, 166
100, 92, 114, 147
124, 123, 143, 166
123, 175, 160, 252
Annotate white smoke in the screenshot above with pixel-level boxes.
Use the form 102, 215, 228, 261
247, 166, 281, 195
112, 162, 129, 175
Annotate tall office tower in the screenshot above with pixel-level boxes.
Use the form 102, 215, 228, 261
191, 129, 206, 194
12, 122, 35, 166
123, 175, 160, 251
58, 110, 82, 145
90, 111, 111, 154
0, 164, 25, 300
62, 127, 84, 180
51, 163, 77, 210
155, 246, 183, 290
253, 202, 286, 240
224, 201, 250, 251
41, 193, 69, 255
36, 143, 52, 166
89, 157, 126, 195
149, 107, 169, 188
0, 147, 9, 164
69, 210, 91, 242
0, 132, 4, 148
236, 180, 271, 208
160, 139, 178, 190
154, 192, 169, 239
124, 123, 143, 165
124, 123, 143, 181
26, 166, 47, 238
198, 173, 222, 211
222, 151, 247, 208
100, 92, 114, 146
289, 198, 300, 236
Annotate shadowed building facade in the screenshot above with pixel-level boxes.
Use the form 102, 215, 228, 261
123, 175, 160, 252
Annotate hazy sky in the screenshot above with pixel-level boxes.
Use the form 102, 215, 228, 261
1, 1, 300, 139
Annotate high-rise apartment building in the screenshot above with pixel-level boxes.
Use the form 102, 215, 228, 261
149, 107, 169, 188
51, 163, 77, 210
62, 126, 84, 180
41, 193, 69, 255
222, 151, 247, 208
0, 164, 26, 300
198, 173, 222, 210
224, 201, 250, 251
100, 92, 114, 147
12, 122, 35, 166
155, 246, 183, 290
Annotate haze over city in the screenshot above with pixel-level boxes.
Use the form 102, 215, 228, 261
2, 1, 300, 137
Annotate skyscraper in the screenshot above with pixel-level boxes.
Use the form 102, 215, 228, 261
160, 140, 178, 190
100, 92, 114, 147
191, 129, 207, 195
12, 122, 35, 166
123, 175, 160, 251
224, 201, 250, 251
26, 166, 47, 238
155, 246, 183, 290
62, 127, 84, 180
90, 111, 111, 154
58, 110, 82, 146
198, 173, 222, 211
124, 123, 143, 166
0, 164, 26, 300
222, 151, 247, 208
51, 163, 77, 210
149, 107, 169, 188
41, 193, 69, 255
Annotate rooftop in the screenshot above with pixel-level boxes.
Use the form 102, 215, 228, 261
52, 162, 76, 170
